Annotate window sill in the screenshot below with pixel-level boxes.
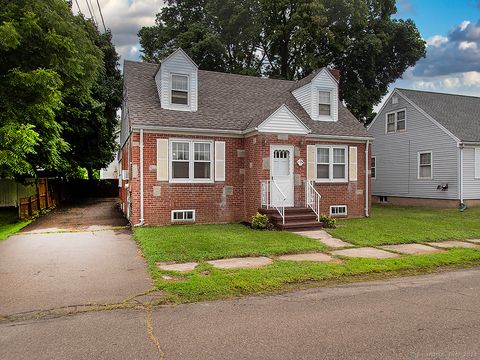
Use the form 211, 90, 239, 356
315, 179, 348, 184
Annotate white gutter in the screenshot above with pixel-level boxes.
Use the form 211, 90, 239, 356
135, 129, 145, 226
459, 143, 464, 204
365, 140, 370, 217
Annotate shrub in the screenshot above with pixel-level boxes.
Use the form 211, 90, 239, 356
251, 212, 270, 230
320, 214, 336, 228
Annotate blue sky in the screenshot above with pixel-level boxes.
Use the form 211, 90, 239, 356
73, 0, 480, 105
387, 0, 480, 104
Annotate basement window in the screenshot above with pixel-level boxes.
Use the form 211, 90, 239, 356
330, 205, 347, 217
171, 210, 195, 222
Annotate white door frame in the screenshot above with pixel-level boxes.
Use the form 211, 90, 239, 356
270, 144, 295, 207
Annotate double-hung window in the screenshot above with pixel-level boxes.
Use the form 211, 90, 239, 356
170, 140, 213, 182
316, 145, 348, 182
418, 151, 432, 179
171, 74, 188, 105
386, 109, 406, 133
319, 91, 331, 116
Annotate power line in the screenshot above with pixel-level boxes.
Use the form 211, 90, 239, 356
96, 0, 107, 33
88, 0, 98, 24
73, 0, 82, 15
84, 0, 96, 25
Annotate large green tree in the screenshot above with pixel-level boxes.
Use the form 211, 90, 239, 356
0, 0, 122, 179
0, 0, 102, 177
60, 21, 123, 180
139, 0, 425, 122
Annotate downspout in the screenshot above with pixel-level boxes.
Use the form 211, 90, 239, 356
365, 140, 370, 217
134, 129, 145, 226
459, 143, 466, 210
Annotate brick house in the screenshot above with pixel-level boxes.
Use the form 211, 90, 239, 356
119, 49, 373, 228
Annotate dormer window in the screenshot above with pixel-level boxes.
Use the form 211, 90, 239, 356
171, 74, 188, 105
319, 91, 331, 116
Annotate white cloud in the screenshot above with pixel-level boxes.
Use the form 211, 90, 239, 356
460, 20, 471, 31
426, 35, 448, 47
72, 0, 164, 65
458, 41, 477, 50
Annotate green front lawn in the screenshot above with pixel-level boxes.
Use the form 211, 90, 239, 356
134, 215, 480, 305
0, 208, 30, 241
328, 205, 480, 246
134, 224, 326, 262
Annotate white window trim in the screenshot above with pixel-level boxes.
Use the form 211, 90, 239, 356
170, 73, 190, 107
417, 151, 433, 180
330, 205, 347, 217
171, 209, 196, 222
371, 156, 376, 180
169, 139, 214, 183
385, 108, 407, 134
315, 145, 348, 183
475, 147, 480, 179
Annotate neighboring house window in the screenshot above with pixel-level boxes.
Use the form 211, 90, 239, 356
386, 109, 406, 133
171, 74, 188, 105
318, 91, 331, 116
371, 156, 376, 179
170, 140, 213, 182
316, 145, 348, 182
418, 151, 432, 179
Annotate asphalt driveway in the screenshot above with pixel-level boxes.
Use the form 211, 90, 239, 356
0, 199, 152, 316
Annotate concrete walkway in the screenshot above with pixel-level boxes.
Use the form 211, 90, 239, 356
156, 237, 480, 275
0, 199, 152, 316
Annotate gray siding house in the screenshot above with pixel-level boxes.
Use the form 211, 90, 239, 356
368, 88, 480, 207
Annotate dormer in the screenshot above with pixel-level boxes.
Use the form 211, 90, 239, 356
154, 48, 198, 112
291, 68, 339, 122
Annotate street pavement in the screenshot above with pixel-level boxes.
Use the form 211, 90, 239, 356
2, 267, 479, 359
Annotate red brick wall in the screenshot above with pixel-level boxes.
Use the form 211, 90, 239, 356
121, 130, 371, 225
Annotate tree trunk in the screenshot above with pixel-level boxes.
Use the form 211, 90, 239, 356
87, 167, 94, 181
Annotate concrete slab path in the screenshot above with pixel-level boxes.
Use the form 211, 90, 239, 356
157, 262, 198, 272
332, 247, 400, 259
277, 253, 334, 262
380, 243, 443, 255
427, 241, 480, 250
466, 239, 480, 244
207, 257, 272, 269
294, 230, 352, 248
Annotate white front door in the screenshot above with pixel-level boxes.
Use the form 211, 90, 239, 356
270, 145, 294, 207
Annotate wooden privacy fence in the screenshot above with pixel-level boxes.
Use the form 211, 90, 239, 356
18, 178, 55, 220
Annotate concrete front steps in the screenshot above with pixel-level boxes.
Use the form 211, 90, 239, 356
258, 207, 323, 230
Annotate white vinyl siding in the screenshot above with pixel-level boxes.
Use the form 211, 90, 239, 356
462, 147, 480, 199
418, 151, 433, 179
155, 49, 198, 112
169, 140, 213, 183
257, 105, 309, 134
369, 92, 459, 200
292, 69, 338, 122
315, 145, 348, 182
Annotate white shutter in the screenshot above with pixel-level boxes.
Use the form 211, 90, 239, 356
349, 146, 358, 181
157, 139, 168, 181
475, 148, 480, 179
215, 141, 225, 181
306, 145, 315, 180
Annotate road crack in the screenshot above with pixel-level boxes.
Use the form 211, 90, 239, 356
145, 305, 165, 360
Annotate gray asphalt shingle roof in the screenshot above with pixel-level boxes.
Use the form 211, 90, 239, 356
124, 60, 368, 138
398, 88, 480, 142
